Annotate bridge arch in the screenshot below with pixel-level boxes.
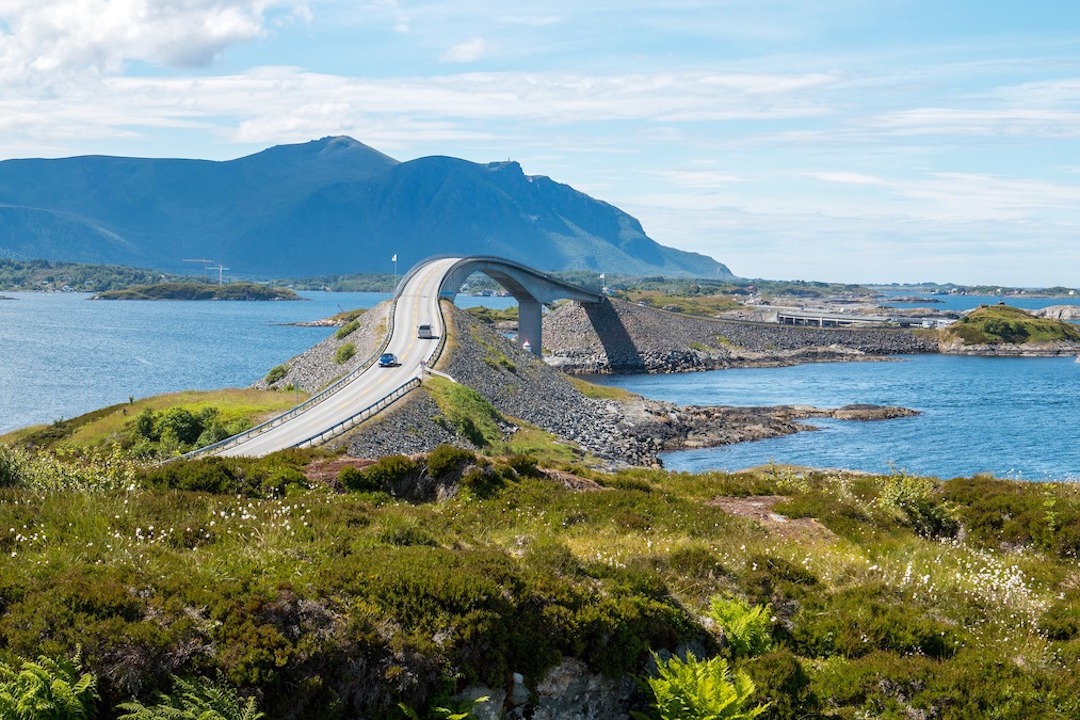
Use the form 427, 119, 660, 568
431, 255, 603, 356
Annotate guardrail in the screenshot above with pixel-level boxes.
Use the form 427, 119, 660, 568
182, 298, 400, 460
295, 377, 420, 448
182, 260, 456, 460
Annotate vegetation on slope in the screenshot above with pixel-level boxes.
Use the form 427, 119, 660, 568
941, 303, 1080, 345
0, 258, 181, 292
1, 437, 1080, 718
1, 389, 303, 457
92, 282, 300, 301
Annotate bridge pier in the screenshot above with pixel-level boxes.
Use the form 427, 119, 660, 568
518, 299, 542, 357
435, 255, 602, 359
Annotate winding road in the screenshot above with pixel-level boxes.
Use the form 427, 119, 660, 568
215, 256, 458, 457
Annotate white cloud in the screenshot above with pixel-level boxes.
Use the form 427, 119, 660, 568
870, 108, 1080, 138
0, 0, 311, 87
440, 37, 488, 64
814, 171, 887, 185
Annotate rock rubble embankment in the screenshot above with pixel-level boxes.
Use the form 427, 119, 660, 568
543, 297, 938, 374
341, 304, 919, 468
252, 301, 392, 392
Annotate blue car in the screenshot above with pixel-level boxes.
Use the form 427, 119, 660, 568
378, 352, 398, 367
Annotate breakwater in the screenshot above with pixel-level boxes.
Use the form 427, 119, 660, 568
542, 298, 938, 374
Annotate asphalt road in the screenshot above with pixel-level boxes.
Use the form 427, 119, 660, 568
218, 256, 459, 457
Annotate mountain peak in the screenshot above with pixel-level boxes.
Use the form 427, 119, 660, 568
0, 138, 730, 279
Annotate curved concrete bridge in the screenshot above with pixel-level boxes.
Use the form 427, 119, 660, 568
434, 255, 603, 356
197, 255, 602, 457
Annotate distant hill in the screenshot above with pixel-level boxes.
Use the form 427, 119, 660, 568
0, 137, 730, 279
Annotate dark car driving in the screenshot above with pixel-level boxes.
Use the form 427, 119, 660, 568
378, 352, 398, 367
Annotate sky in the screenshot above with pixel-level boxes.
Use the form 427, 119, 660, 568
2, 1, 1080, 286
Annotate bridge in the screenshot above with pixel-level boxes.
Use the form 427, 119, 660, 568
435, 255, 602, 356
195, 255, 602, 458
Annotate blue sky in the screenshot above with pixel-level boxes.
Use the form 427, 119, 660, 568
2, 1, 1080, 286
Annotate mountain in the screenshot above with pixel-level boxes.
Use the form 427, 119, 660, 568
0, 136, 731, 279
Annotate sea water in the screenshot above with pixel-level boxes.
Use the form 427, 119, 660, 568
589, 354, 1080, 481
3, 291, 1079, 481
0, 291, 514, 434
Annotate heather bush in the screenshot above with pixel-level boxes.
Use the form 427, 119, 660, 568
264, 364, 288, 385
341, 454, 416, 493
424, 444, 476, 478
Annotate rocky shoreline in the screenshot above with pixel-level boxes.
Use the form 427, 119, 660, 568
330, 303, 920, 468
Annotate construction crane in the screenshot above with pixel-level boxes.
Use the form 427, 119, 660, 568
182, 258, 230, 286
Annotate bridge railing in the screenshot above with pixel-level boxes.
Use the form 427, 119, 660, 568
182, 298, 400, 459
294, 377, 421, 449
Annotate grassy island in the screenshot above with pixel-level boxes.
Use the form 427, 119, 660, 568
92, 281, 300, 301
941, 303, 1080, 345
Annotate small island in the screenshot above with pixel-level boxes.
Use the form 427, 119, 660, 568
939, 303, 1080, 355
91, 281, 301, 301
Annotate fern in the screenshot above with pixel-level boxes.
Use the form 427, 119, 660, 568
116, 675, 262, 720
707, 596, 774, 659
0, 652, 98, 720
638, 651, 767, 720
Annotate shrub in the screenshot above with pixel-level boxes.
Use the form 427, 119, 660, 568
0, 444, 25, 487
342, 455, 417, 493
334, 320, 360, 340
142, 457, 239, 494
264, 365, 288, 385
876, 473, 958, 539
460, 465, 505, 499
740, 650, 820, 720
503, 453, 541, 478
425, 445, 476, 479
334, 343, 356, 365
637, 651, 767, 720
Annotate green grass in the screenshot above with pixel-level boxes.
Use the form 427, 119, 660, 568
942, 304, 1080, 345
425, 377, 504, 447
565, 375, 638, 401
622, 290, 742, 317
1, 389, 304, 451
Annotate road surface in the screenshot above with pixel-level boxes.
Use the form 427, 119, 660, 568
217, 256, 459, 457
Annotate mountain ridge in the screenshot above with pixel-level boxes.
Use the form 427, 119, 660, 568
0, 136, 731, 279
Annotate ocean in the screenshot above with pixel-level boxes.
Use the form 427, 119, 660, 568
0, 291, 512, 434
2, 290, 1079, 481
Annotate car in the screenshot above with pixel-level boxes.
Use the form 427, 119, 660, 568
378, 352, 398, 367
417, 323, 435, 339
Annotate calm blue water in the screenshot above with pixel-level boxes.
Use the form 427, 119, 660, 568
0, 291, 516, 433
879, 292, 1080, 313
590, 355, 1080, 481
